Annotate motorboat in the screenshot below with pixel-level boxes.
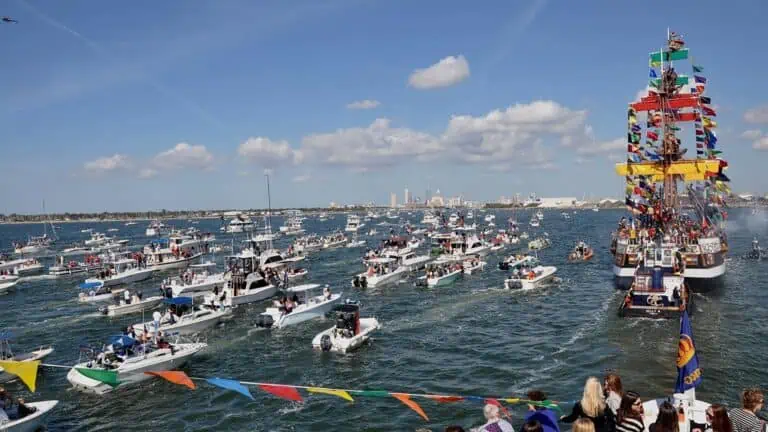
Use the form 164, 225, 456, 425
529, 217, 540, 228
145, 220, 168, 237
81, 228, 93, 233
322, 232, 348, 249
490, 243, 505, 252
746, 238, 765, 260
132, 298, 232, 337
214, 272, 277, 307
285, 267, 308, 280
344, 214, 364, 233
107, 228, 119, 232
143, 240, 204, 271
0, 400, 59, 431
125, 222, 137, 226
48, 256, 101, 277
346, 238, 366, 248
367, 228, 378, 237
293, 235, 324, 253
528, 236, 551, 250
399, 250, 432, 271
498, 254, 539, 271
352, 258, 408, 288
568, 242, 594, 262
504, 265, 558, 290
561, 212, 571, 220
279, 216, 305, 236
12, 259, 44, 276
418, 263, 463, 287
0, 275, 21, 293
0, 336, 54, 384
84, 232, 112, 247
536, 210, 544, 220
99, 292, 164, 317
312, 302, 380, 353
462, 257, 486, 274
12, 235, 51, 255
255, 284, 342, 329
66, 335, 206, 395
617, 245, 692, 319
77, 281, 127, 303
163, 270, 225, 298
83, 258, 155, 288
484, 214, 495, 223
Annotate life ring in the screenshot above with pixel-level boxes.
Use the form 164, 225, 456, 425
647, 295, 662, 307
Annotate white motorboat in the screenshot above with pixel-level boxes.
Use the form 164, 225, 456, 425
346, 239, 366, 248
0, 275, 21, 292
125, 222, 138, 226
144, 248, 203, 271
313, 302, 380, 353
279, 216, 306, 236
367, 228, 378, 236
77, 281, 127, 303
145, 220, 168, 237
504, 265, 558, 290
84, 232, 112, 247
352, 258, 408, 288
84, 259, 155, 288
0, 400, 59, 432
67, 336, 206, 394
293, 235, 324, 253
81, 228, 93, 233
100, 293, 164, 317
498, 254, 539, 271
164, 271, 225, 298
419, 265, 462, 287
223, 215, 255, 233
345, 214, 364, 233
13, 235, 51, 255
462, 257, 486, 274
490, 243, 505, 252
529, 217, 540, 227
255, 284, 342, 329
12, 259, 44, 276
400, 251, 432, 271
133, 298, 232, 337
0, 337, 54, 384
536, 210, 544, 220
285, 267, 308, 280
322, 233, 348, 249
48, 256, 100, 277
213, 273, 277, 307
484, 214, 496, 223
528, 236, 551, 250
107, 228, 119, 232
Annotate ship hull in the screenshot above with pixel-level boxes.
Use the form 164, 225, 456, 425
613, 253, 726, 292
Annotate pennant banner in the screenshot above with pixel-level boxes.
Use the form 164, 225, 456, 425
75, 368, 120, 388
392, 393, 429, 421
307, 387, 354, 402
145, 371, 196, 390
0, 360, 40, 392
207, 377, 254, 400
259, 384, 303, 402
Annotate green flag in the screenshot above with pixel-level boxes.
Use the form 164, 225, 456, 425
76, 368, 120, 387
350, 390, 390, 397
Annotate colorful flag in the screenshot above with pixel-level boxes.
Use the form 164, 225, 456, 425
259, 384, 303, 402
693, 65, 704, 73
207, 377, 255, 400
307, 387, 354, 402
694, 76, 707, 84
699, 96, 712, 105
392, 393, 429, 421
0, 360, 40, 392
702, 106, 716, 116
76, 368, 120, 387
649, 69, 658, 78
647, 131, 659, 141
675, 311, 702, 393
145, 371, 196, 390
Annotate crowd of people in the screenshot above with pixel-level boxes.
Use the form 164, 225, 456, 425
614, 213, 722, 250
0, 386, 36, 424
430, 374, 765, 432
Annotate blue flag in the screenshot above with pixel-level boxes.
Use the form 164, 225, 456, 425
207, 377, 256, 400
649, 68, 658, 78
675, 311, 702, 393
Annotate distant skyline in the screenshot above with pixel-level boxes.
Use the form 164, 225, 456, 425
2, 0, 767, 213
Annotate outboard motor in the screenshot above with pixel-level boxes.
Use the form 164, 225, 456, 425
334, 304, 360, 337
255, 314, 274, 328
352, 276, 361, 288
359, 276, 367, 289
320, 334, 332, 351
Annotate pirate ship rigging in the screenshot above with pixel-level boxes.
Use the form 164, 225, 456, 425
610, 31, 730, 292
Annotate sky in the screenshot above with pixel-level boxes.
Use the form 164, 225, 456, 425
1, 0, 767, 213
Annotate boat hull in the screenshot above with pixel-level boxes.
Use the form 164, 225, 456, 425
613, 261, 726, 291
148, 253, 203, 271
102, 268, 156, 287
312, 318, 380, 353
0, 275, 20, 292
227, 285, 278, 306
0, 347, 54, 384
1, 400, 59, 432
102, 296, 164, 317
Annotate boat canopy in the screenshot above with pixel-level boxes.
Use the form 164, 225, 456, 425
286, 283, 322, 293
108, 335, 136, 347
79, 281, 103, 290
163, 297, 193, 305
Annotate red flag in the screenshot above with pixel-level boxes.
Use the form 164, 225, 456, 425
259, 384, 303, 402
426, 395, 464, 403
647, 131, 659, 141
702, 106, 716, 116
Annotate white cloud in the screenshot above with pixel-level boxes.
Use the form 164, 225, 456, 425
138, 168, 158, 179
152, 142, 214, 170
408, 55, 470, 90
83, 154, 131, 174
741, 129, 763, 140
301, 118, 440, 170
753, 136, 768, 151
292, 174, 311, 183
744, 106, 768, 124
576, 137, 626, 155
238, 137, 302, 167
346, 99, 380, 110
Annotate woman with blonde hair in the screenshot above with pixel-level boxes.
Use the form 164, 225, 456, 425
561, 377, 616, 432
573, 418, 596, 432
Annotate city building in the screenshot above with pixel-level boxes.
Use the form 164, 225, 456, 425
404, 187, 410, 205
390, 193, 397, 208
428, 189, 445, 207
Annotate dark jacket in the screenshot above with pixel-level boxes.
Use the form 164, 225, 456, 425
561, 402, 616, 432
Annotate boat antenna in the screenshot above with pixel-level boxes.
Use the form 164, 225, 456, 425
265, 173, 273, 250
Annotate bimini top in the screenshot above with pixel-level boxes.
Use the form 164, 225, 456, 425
286, 283, 322, 293
108, 335, 136, 347
163, 297, 193, 305
79, 281, 103, 290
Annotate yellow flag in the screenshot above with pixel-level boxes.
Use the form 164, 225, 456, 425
307, 387, 354, 402
502, 398, 520, 404
0, 360, 40, 392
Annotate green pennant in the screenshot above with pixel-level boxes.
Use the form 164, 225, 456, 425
76, 368, 120, 387
350, 390, 390, 398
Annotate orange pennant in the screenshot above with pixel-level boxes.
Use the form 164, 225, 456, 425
145, 371, 196, 390
392, 393, 429, 421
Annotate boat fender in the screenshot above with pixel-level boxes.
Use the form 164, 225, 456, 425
320, 334, 332, 352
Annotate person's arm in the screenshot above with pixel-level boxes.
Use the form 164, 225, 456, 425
560, 403, 581, 423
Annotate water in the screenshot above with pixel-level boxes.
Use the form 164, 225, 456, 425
1, 209, 766, 431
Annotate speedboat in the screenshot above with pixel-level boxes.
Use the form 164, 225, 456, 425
346, 239, 366, 248
84, 232, 111, 247
83, 259, 155, 288
77, 281, 127, 303
504, 265, 558, 290
164, 271, 225, 298
66, 335, 206, 395
462, 257, 486, 274
285, 267, 308, 280
210, 273, 277, 307
0, 275, 20, 293
13, 235, 51, 255
0, 400, 59, 431
255, 284, 342, 329
323, 233, 348, 249
352, 258, 408, 288
132, 298, 232, 337
568, 242, 594, 262
12, 259, 44, 276
312, 302, 380, 353
528, 236, 551, 250
99, 292, 164, 317
419, 264, 463, 287
399, 251, 431, 271
344, 215, 364, 233
529, 217, 540, 228
498, 254, 539, 271
0, 336, 54, 384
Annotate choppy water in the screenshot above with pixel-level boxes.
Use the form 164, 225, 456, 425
1, 208, 767, 431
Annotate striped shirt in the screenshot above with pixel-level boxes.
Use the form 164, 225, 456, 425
617, 417, 644, 432
729, 408, 763, 432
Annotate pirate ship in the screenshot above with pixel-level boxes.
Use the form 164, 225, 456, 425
610, 31, 729, 292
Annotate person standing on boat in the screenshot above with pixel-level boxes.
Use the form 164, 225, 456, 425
524, 390, 560, 432
603, 374, 623, 416
561, 377, 616, 432
729, 388, 765, 432
614, 392, 644, 432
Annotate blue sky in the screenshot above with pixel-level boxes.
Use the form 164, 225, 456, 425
1, 0, 767, 213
